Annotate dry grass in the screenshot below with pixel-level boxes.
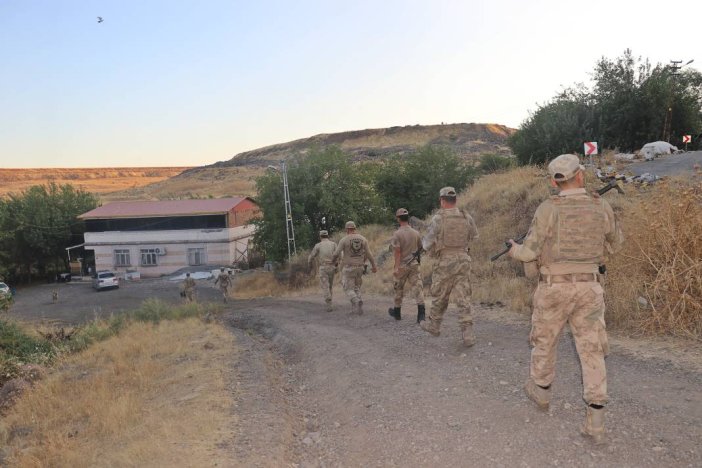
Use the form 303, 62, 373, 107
234, 271, 289, 298
0, 168, 190, 200
0, 318, 237, 467
606, 179, 702, 338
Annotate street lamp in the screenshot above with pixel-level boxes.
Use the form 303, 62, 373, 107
267, 161, 297, 261
662, 59, 695, 142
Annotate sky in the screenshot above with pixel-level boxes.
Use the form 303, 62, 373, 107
1, 0, 700, 168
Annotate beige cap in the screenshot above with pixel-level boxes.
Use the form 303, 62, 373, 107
319, 230, 329, 237
395, 208, 409, 216
345, 221, 356, 229
439, 186, 457, 197
548, 154, 584, 182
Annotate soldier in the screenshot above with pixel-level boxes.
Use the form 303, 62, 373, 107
308, 230, 338, 311
387, 208, 426, 323
182, 272, 196, 303
332, 221, 377, 315
507, 154, 623, 444
214, 267, 232, 303
419, 187, 479, 347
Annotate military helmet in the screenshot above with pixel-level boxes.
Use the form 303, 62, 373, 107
395, 208, 409, 217
345, 221, 356, 229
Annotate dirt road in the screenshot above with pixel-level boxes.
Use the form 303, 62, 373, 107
9, 281, 701, 466
224, 296, 701, 467
627, 150, 702, 177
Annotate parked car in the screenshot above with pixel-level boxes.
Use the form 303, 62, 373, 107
0, 282, 11, 298
92, 271, 119, 291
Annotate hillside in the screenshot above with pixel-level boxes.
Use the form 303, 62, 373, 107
0, 167, 191, 200
112, 123, 515, 200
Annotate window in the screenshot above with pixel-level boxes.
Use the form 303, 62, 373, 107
140, 249, 158, 266
114, 249, 131, 267
188, 248, 206, 266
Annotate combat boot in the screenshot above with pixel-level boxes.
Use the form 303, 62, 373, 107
524, 378, 550, 410
388, 307, 401, 320
416, 304, 425, 324
461, 324, 476, 347
581, 406, 606, 445
325, 300, 333, 312
349, 300, 358, 315
419, 317, 440, 336
357, 300, 364, 315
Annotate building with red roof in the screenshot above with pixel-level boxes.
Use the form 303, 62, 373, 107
79, 197, 260, 277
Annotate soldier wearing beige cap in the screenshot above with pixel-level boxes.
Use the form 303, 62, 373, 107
508, 153, 623, 444
332, 221, 377, 315
387, 208, 426, 323
308, 229, 338, 311
419, 186, 479, 347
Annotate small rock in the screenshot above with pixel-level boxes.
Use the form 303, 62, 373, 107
564, 403, 572, 410
302, 437, 313, 446
203, 342, 215, 350
305, 420, 319, 432
488, 342, 493, 346
499, 380, 508, 385
333, 421, 341, 428
637, 296, 648, 308
308, 431, 321, 443
652, 446, 664, 452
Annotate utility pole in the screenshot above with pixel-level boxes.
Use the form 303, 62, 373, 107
662, 59, 694, 142
281, 160, 297, 261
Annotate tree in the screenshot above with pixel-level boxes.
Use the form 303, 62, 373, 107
375, 146, 478, 219
252, 147, 387, 262
0, 183, 98, 282
509, 50, 702, 164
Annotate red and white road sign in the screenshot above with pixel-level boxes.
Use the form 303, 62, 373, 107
584, 141, 598, 156
682, 135, 691, 143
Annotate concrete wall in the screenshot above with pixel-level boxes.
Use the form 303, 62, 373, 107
85, 225, 255, 278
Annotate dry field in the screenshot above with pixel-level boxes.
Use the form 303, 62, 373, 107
0, 167, 191, 200
0, 318, 237, 467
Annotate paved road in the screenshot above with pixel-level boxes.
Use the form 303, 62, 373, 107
627, 151, 702, 177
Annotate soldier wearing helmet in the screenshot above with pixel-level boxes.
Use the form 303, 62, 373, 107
332, 221, 377, 315
508, 153, 623, 444
308, 229, 338, 312
419, 187, 479, 347
387, 208, 426, 323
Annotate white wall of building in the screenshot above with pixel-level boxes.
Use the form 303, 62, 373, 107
85, 225, 255, 278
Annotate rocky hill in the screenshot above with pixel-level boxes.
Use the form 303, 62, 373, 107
110, 123, 515, 200
212, 122, 514, 168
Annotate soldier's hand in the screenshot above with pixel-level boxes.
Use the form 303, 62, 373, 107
371, 266, 378, 274
507, 239, 518, 258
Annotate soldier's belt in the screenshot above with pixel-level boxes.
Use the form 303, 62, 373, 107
540, 273, 599, 284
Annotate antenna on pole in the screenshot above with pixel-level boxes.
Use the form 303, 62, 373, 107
281, 160, 297, 261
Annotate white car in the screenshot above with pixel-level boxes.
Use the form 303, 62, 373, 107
92, 271, 119, 291
0, 282, 10, 298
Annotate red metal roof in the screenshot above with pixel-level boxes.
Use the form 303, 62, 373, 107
79, 197, 254, 219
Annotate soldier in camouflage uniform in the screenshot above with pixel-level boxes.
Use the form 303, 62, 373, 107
182, 272, 196, 303
388, 208, 426, 323
214, 267, 232, 303
332, 221, 377, 315
308, 230, 338, 312
419, 187, 479, 347
508, 154, 624, 444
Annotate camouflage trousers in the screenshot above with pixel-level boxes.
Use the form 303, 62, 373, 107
184, 288, 196, 302
428, 253, 472, 330
341, 265, 365, 305
318, 265, 336, 303
393, 263, 424, 307
530, 281, 609, 405
218, 284, 230, 298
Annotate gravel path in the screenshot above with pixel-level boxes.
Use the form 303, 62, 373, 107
224, 296, 701, 467
627, 150, 702, 177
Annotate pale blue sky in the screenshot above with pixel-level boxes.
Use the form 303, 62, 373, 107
1, 0, 699, 168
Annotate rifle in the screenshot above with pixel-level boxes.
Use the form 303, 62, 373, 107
407, 247, 423, 265
490, 180, 624, 262
490, 232, 527, 262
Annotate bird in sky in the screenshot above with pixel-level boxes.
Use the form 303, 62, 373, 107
97, 16, 104, 23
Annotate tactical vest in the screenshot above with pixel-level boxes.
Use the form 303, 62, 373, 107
436, 208, 470, 253
551, 195, 606, 265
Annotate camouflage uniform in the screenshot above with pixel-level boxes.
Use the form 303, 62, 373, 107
421, 195, 479, 345
333, 227, 377, 314
391, 226, 425, 307
182, 276, 196, 302
511, 186, 623, 405
308, 235, 338, 311
214, 270, 232, 303
510, 154, 623, 444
